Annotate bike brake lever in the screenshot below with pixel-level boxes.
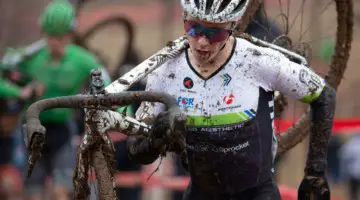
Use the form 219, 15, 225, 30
26, 133, 45, 178
22, 124, 45, 178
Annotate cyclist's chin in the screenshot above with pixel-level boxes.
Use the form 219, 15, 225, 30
193, 51, 217, 65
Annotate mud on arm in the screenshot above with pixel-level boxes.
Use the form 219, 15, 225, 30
126, 71, 167, 164
257, 49, 335, 176
275, 65, 335, 176
305, 85, 335, 175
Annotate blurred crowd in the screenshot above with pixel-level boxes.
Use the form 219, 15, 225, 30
0, 1, 358, 200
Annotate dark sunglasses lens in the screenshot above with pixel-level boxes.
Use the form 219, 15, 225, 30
184, 21, 230, 43
184, 21, 201, 36
206, 29, 230, 43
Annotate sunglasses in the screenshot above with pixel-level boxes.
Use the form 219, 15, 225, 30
184, 20, 232, 43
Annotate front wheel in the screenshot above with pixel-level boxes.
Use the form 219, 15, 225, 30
236, 0, 353, 154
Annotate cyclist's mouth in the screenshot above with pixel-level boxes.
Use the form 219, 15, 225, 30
196, 49, 210, 56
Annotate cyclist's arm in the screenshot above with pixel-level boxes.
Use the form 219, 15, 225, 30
0, 47, 39, 98
258, 48, 335, 177
127, 69, 166, 164
135, 71, 166, 123
0, 78, 21, 98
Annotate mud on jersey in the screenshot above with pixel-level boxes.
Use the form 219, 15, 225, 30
136, 37, 325, 193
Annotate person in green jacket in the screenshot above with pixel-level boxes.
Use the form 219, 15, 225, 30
2, 1, 111, 200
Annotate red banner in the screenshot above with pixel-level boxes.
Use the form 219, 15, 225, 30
274, 118, 360, 134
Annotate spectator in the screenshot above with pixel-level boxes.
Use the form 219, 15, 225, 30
244, 3, 282, 42
339, 134, 360, 200
0, 78, 37, 199
1, 1, 111, 199
327, 135, 342, 183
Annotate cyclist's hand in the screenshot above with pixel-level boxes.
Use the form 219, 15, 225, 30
20, 82, 45, 100
20, 85, 33, 100
33, 82, 45, 97
127, 135, 160, 165
298, 176, 330, 200
151, 110, 187, 153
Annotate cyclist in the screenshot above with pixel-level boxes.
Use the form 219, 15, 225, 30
93, 0, 334, 199
2, 1, 111, 199
172, 3, 284, 200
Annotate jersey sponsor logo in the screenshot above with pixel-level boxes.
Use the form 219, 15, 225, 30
223, 93, 234, 105
187, 123, 245, 132
299, 69, 322, 91
218, 105, 242, 111
186, 141, 250, 153
180, 89, 196, 94
177, 97, 194, 108
183, 77, 194, 89
220, 73, 232, 86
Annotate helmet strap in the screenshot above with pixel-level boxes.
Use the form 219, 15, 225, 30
220, 34, 232, 51
220, 42, 227, 51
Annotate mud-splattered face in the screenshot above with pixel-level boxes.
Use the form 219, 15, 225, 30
185, 17, 232, 64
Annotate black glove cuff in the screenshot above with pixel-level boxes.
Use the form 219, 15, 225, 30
127, 135, 161, 165
305, 160, 327, 176
298, 175, 330, 200
149, 137, 164, 152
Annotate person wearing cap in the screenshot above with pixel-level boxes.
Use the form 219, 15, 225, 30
1, 1, 111, 199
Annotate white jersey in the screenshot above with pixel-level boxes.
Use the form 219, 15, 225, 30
136, 37, 324, 127
135, 37, 325, 192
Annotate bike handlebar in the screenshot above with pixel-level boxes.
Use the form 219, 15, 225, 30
24, 91, 187, 179
25, 91, 184, 145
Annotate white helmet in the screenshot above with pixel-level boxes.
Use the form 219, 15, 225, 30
181, 0, 250, 23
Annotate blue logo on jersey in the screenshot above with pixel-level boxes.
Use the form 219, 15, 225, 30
221, 73, 232, 86
177, 97, 194, 108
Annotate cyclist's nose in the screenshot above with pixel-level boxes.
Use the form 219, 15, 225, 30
197, 35, 210, 46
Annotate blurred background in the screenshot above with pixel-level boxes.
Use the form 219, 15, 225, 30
1, 0, 360, 199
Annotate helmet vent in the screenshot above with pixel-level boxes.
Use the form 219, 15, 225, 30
194, 0, 201, 10
216, 0, 231, 14
205, 0, 214, 15
231, 0, 247, 14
